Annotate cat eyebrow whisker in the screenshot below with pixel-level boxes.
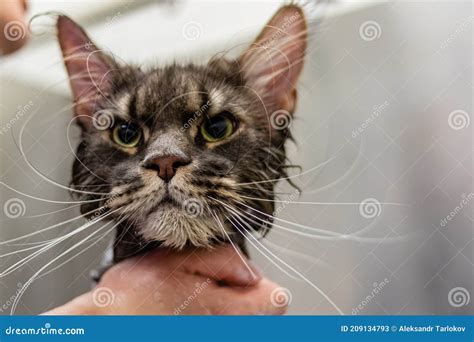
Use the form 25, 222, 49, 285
226, 211, 345, 315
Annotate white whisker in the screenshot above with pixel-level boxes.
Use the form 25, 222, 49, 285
228, 212, 344, 315
10, 213, 125, 314
0, 206, 105, 245
234, 143, 346, 186
225, 214, 299, 280
0, 181, 109, 204
16, 105, 109, 195
210, 210, 258, 279
0, 208, 118, 278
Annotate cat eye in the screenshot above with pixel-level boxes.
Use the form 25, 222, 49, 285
200, 112, 236, 142
112, 121, 143, 148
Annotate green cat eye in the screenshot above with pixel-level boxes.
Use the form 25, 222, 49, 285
200, 113, 235, 142
112, 121, 142, 148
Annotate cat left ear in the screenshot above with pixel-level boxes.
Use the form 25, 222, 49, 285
57, 15, 115, 128
239, 5, 307, 114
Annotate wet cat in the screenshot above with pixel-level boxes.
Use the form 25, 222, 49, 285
57, 5, 307, 264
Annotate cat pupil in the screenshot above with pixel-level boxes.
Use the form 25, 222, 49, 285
119, 123, 139, 143
206, 117, 227, 138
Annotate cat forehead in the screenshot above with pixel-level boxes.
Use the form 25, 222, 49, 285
115, 64, 244, 122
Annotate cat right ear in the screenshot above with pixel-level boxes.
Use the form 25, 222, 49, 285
57, 15, 115, 128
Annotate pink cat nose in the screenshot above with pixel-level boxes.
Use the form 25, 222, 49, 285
144, 155, 191, 182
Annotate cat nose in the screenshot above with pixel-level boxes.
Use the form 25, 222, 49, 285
144, 155, 191, 182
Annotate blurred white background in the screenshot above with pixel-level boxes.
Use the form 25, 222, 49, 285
0, 0, 472, 315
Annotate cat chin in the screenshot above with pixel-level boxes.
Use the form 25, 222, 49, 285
137, 205, 227, 249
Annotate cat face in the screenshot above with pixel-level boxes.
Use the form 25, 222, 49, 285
58, 5, 307, 248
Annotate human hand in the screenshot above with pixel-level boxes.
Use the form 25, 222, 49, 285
45, 245, 287, 315
0, 0, 29, 55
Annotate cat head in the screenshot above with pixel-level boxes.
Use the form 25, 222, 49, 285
58, 5, 307, 248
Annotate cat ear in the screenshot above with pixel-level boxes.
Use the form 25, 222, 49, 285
57, 15, 115, 128
239, 5, 307, 114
